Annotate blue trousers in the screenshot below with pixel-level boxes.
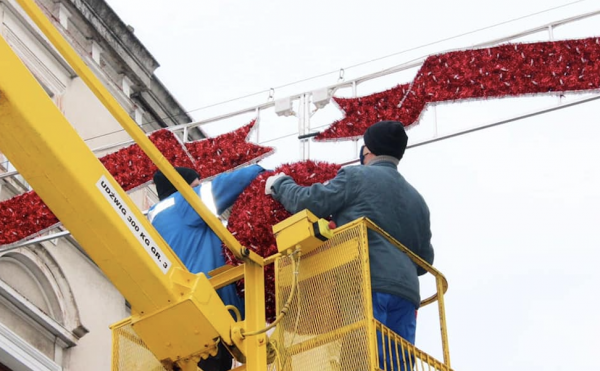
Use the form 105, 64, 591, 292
372, 292, 417, 371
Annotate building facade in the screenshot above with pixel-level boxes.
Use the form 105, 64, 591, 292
0, 0, 199, 369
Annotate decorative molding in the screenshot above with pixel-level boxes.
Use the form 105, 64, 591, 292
91, 40, 101, 64
1, 0, 76, 78
67, 0, 158, 85
134, 106, 144, 126
121, 74, 132, 97
57, 3, 71, 30
0, 280, 79, 347
0, 322, 62, 371
3, 26, 67, 95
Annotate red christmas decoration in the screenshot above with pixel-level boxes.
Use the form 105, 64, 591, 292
100, 129, 195, 191
4, 36, 600, 288
316, 37, 600, 140
0, 123, 274, 246
0, 192, 59, 246
0, 129, 192, 245
224, 160, 341, 321
185, 120, 273, 180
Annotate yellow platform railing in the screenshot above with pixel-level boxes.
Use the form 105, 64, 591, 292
272, 217, 450, 371
365, 219, 451, 366
375, 321, 450, 371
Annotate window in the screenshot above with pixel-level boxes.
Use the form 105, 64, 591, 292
91, 41, 102, 64
58, 3, 71, 30
134, 106, 144, 126
122, 76, 133, 97
0, 254, 63, 324
0, 248, 87, 371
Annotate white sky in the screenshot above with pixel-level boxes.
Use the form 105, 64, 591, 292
104, 1, 600, 370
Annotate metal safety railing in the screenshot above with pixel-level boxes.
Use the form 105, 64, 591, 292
149, 7, 600, 142
375, 322, 450, 371
273, 217, 449, 371
364, 219, 450, 359
83, 5, 600, 157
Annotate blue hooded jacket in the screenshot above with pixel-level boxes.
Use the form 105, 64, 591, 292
148, 165, 264, 318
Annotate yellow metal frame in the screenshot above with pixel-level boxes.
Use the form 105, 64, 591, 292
363, 219, 451, 366
272, 209, 334, 255
109, 216, 452, 370
1, 1, 268, 369
8, 0, 254, 264
271, 217, 451, 371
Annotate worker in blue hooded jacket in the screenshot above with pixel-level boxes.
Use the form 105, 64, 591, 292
265, 121, 434, 371
148, 164, 264, 371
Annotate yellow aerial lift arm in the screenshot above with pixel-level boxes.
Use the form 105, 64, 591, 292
0, 1, 269, 369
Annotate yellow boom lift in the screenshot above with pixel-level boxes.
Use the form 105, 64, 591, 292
0, 1, 452, 370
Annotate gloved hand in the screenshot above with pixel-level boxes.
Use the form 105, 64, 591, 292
265, 173, 287, 195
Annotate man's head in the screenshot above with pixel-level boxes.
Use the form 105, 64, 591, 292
362, 120, 408, 164
153, 167, 200, 200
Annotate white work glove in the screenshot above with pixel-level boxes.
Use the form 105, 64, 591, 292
265, 173, 287, 195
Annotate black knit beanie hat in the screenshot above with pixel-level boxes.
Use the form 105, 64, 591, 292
363, 120, 408, 160
153, 167, 200, 200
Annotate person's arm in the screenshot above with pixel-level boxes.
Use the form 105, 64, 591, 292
417, 242, 434, 276
416, 204, 434, 276
211, 165, 264, 214
176, 165, 264, 226
270, 169, 349, 218
178, 185, 206, 227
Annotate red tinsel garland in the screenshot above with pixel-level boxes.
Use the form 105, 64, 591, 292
316, 37, 600, 140
185, 120, 273, 180
99, 129, 195, 191
0, 192, 59, 246
224, 160, 341, 321
3, 36, 600, 283
0, 129, 192, 245
0, 124, 274, 246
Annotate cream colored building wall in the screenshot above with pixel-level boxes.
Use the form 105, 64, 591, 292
0, 304, 56, 360
61, 77, 133, 150
0, 1, 72, 96
43, 239, 130, 371
0, 1, 165, 370
2, 0, 153, 152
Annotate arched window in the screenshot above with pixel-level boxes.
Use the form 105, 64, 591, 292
0, 247, 87, 371
0, 254, 63, 324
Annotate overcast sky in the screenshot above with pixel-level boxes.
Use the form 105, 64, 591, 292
104, 1, 599, 370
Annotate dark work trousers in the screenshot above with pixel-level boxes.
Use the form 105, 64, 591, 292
197, 342, 233, 371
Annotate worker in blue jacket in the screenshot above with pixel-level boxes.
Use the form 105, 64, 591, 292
265, 121, 434, 371
149, 164, 264, 371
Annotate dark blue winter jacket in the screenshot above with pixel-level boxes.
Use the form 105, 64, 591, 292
271, 157, 434, 307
